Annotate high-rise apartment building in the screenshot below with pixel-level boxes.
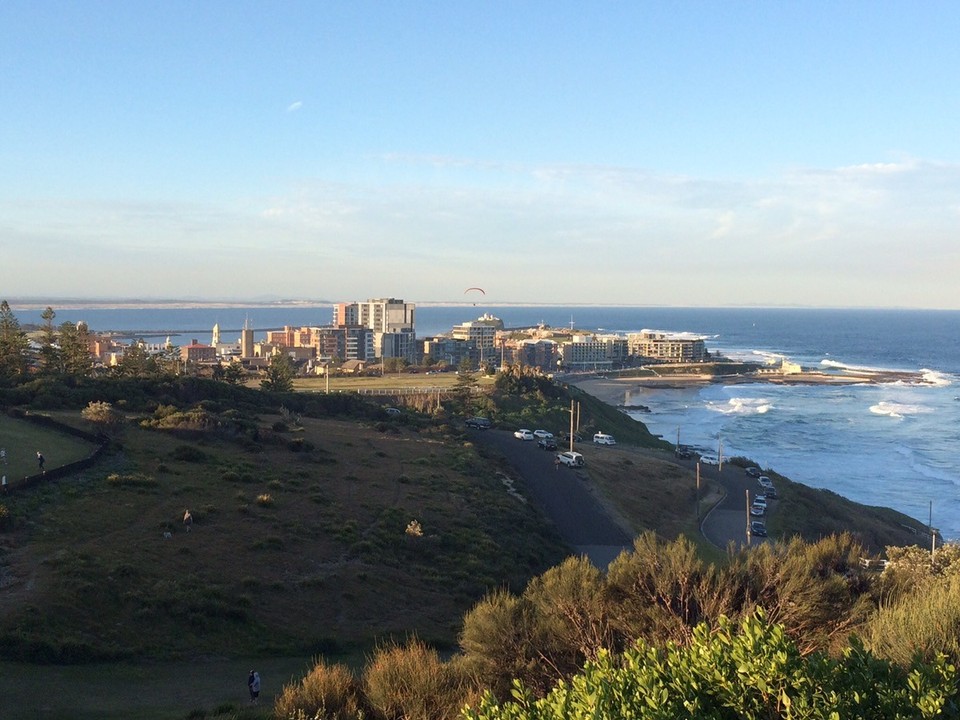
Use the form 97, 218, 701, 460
335, 298, 416, 361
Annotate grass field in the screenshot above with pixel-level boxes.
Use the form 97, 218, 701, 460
0, 655, 312, 720
0, 414, 98, 483
289, 372, 496, 393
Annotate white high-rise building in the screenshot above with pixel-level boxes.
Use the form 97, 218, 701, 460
335, 298, 416, 361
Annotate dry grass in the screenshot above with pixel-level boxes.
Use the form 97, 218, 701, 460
0, 410, 567, 663
581, 445, 709, 541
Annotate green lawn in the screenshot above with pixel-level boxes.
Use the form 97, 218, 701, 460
0, 414, 98, 484
289, 373, 495, 392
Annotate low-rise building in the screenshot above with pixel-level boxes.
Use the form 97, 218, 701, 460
626, 331, 707, 363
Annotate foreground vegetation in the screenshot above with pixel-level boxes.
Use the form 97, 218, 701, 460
276, 535, 960, 720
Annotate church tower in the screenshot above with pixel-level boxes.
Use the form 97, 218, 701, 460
212, 323, 221, 346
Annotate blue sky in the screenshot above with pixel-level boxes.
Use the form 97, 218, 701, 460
2, 1, 959, 307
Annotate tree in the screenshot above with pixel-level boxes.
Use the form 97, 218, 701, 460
81, 400, 123, 437
261, 353, 294, 392
59, 321, 92, 377
0, 300, 29, 384
115, 341, 161, 378
223, 362, 246, 385
37, 306, 61, 375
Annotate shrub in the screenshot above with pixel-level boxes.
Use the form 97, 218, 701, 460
363, 638, 477, 720
170, 445, 209, 463
256, 494, 273, 507
273, 660, 365, 720
864, 573, 960, 665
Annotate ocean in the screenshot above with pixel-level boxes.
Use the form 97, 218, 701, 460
12, 304, 960, 539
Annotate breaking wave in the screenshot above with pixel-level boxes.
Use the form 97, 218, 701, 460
869, 401, 931, 419
707, 397, 773, 415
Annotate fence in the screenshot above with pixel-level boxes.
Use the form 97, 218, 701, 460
3, 408, 108, 494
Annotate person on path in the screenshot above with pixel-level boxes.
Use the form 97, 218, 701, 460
248, 669, 261, 703
1, 475, 6, 493
37, 451, 45, 474
183, 509, 193, 532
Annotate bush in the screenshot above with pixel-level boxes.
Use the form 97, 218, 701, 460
865, 573, 960, 665
273, 661, 365, 720
170, 445, 209, 463
363, 638, 477, 720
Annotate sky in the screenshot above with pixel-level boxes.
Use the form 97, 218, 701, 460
2, 1, 959, 308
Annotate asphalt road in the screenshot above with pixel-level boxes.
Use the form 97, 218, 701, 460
671, 455, 771, 548
474, 426, 774, 554
470, 429, 633, 568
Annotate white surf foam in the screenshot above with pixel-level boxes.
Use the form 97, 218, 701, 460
707, 397, 774, 415
920, 369, 953, 387
869, 401, 931, 419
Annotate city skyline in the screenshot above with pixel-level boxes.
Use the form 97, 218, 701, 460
3, 2, 959, 308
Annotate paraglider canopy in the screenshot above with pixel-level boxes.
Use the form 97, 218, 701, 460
464, 287, 485, 306
464, 287, 485, 295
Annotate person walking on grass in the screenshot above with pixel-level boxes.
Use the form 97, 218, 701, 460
248, 669, 261, 703
183, 509, 193, 532
37, 451, 45, 474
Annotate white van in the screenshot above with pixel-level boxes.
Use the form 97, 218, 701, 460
593, 433, 616, 446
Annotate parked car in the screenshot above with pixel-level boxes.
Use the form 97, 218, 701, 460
556, 451, 584, 467
750, 504, 765, 516
750, 521, 767, 537
465, 417, 492, 429
764, 486, 778, 498
561, 432, 583, 443
538, 437, 558, 450
384, 407, 401, 417
593, 433, 616, 446
745, 467, 762, 478
533, 429, 553, 439
699, 454, 719, 465
758, 476, 774, 488
752, 495, 768, 509
514, 429, 534, 441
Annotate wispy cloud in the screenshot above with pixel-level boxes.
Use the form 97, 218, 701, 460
4, 157, 959, 306
286, 100, 303, 113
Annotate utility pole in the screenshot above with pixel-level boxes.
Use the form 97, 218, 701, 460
718, 436, 723, 472
567, 400, 575, 452
746, 489, 751, 545
696, 462, 701, 524
930, 500, 937, 563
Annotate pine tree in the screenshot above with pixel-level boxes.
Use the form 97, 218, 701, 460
0, 300, 29, 383
38, 306, 61, 375
59, 321, 93, 377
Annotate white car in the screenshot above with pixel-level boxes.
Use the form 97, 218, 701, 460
752, 495, 768, 509
514, 429, 534, 441
533, 429, 554, 439
699, 454, 719, 465
593, 433, 616, 446
556, 451, 584, 467
758, 476, 774, 488
750, 504, 765, 516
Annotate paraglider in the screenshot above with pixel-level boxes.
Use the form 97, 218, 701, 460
464, 287, 485, 306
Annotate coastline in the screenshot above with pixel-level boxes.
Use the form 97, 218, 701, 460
571, 366, 930, 403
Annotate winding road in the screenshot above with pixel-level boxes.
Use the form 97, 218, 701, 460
471, 429, 768, 568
